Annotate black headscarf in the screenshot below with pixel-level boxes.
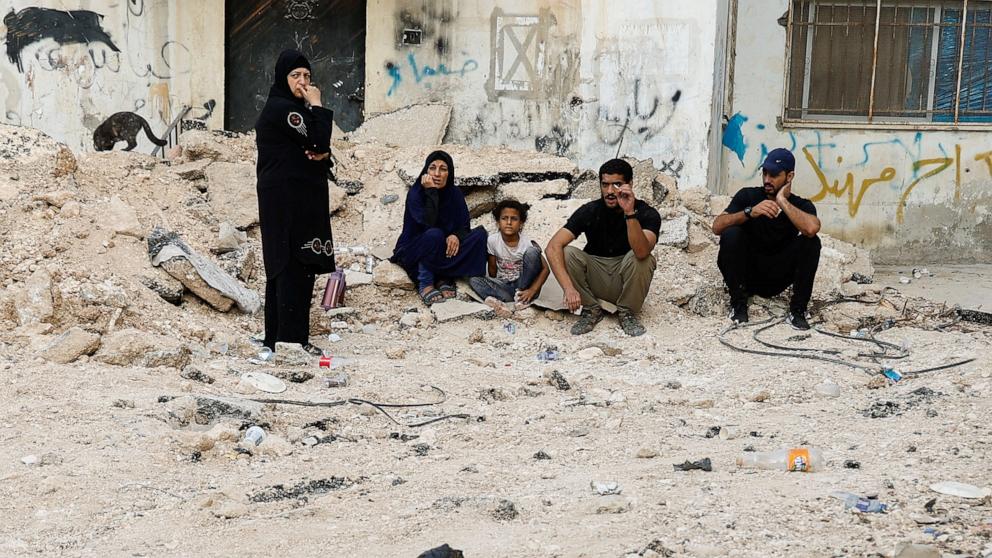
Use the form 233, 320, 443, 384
269, 49, 311, 103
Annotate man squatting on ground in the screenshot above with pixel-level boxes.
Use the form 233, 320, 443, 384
546, 159, 661, 337
711, 148, 822, 330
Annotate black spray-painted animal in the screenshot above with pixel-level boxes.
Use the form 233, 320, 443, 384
93, 112, 167, 152
4, 7, 120, 72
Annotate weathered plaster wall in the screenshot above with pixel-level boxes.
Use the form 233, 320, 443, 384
722, 0, 992, 263
365, 0, 721, 189
1, 1, 223, 154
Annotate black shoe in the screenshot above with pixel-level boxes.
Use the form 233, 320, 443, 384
570, 307, 604, 335
617, 308, 646, 337
787, 309, 810, 330
729, 301, 749, 325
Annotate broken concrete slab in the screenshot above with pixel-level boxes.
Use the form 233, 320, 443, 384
106, 195, 144, 238
344, 270, 373, 286
397, 145, 578, 188
656, 214, 690, 249
94, 328, 191, 369
465, 188, 496, 218
216, 245, 257, 283
680, 186, 711, 215
348, 104, 452, 148
373, 261, 414, 290
166, 395, 263, 425
687, 222, 715, 254
709, 195, 732, 216
431, 299, 493, 322
814, 235, 875, 298
205, 163, 258, 229
39, 327, 101, 364
274, 342, 315, 366
497, 179, 570, 205
148, 227, 261, 313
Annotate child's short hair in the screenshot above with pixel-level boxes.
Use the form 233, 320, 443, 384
492, 198, 530, 222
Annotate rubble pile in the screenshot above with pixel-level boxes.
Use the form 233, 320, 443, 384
0, 115, 878, 367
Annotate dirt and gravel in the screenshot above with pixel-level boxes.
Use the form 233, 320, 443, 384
0, 123, 989, 558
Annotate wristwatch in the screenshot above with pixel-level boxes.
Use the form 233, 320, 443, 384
743, 206, 753, 219
625, 213, 638, 220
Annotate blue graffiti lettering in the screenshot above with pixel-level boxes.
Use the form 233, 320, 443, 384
386, 53, 479, 96
722, 112, 748, 164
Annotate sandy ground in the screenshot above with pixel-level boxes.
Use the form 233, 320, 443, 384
1, 299, 990, 558
0, 125, 989, 557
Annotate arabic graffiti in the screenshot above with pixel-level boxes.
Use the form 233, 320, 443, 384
596, 78, 681, 146
386, 52, 479, 96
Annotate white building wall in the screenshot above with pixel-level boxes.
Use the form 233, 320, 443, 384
0, 1, 224, 154
722, 0, 992, 263
365, 0, 721, 189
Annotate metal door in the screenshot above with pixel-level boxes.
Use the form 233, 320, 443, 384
225, 0, 366, 133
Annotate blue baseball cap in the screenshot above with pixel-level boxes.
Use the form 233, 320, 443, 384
761, 148, 795, 174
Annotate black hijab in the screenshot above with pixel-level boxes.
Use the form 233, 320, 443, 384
269, 49, 311, 103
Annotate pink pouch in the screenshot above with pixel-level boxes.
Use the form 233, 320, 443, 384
320, 270, 346, 310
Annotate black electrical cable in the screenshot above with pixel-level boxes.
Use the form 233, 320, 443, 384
248, 386, 471, 428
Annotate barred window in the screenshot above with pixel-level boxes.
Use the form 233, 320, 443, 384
785, 0, 992, 125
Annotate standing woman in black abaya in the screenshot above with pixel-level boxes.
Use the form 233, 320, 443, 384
255, 49, 335, 356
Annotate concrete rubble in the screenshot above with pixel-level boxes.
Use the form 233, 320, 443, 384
0, 120, 987, 557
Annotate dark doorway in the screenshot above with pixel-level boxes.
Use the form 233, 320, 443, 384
225, 0, 366, 133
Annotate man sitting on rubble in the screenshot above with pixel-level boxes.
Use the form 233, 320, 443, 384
546, 159, 660, 337
711, 148, 821, 330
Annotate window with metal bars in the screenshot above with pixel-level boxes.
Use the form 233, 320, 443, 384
784, 0, 992, 125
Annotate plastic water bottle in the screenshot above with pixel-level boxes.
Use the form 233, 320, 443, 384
736, 447, 824, 472
831, 491, 888, 513
318, 355, 352, 369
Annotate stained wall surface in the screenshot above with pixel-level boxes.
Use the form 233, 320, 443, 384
1, 1, 223, 153
722, 0, 991, 263
364, 0, 724, 190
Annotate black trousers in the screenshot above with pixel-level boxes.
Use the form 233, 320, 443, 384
716, 225, 821, 313
263, 257, 316, 350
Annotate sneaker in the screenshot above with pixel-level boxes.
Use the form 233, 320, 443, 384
787, 309, 811, 330
729, 300, 749, 325
617, 308, 646, 337
570, 307, 604, 335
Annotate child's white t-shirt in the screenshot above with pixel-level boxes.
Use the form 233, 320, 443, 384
487, 232, 536, 283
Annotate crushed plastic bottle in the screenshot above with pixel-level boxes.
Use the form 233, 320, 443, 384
242, 426, 266, 447
322, 372, 349, 388
831, 491, 888, 513
736, 447, 824, 472
319, 355, 352, 369
882, 368, 903, 382
536, 346, 559, 362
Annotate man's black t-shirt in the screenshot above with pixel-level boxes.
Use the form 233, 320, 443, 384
724, 187, 817, 252
564, 199, 662, 257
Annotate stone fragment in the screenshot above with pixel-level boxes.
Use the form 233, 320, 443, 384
94, 328, 191, 369
338, 179, 363, 195
686, 223, 714, 254
344, 270, 373, 287
709, 195, 732, 216
180, 365, 215, 384
680, 186, 711, 215
636, 448, 658, 459
385, 348, 406, 359
577, 346, 604, 360
749, 390, 771, 402
39, 327, 101, 364
216, 222, 247, 254
373, 262, 414, 290
893, 543, 939, 558
106, 196, 144, 238
52, 145, 77, 178
592, 496, 631, 514
274, 342, 315, 366
431, 299, 491, 322
349, 104, 451, 147
149, 227, 260, 313
464, 188, 496, 218
652, 173, 676, 204
656, 214, 689, 249
381, 194, 399, 205
14, 268, 54, 326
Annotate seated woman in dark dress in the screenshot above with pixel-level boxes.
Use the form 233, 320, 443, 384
390, 150, 487, 305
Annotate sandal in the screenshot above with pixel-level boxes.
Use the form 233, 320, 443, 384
438, 282, 458, 299
420, 287, 445, 306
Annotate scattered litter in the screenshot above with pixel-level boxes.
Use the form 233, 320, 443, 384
831, 491, 888, 513
239, 371, 286, 394
536, 346, 559, 362
591, 480, 622, 495
328, 333, 342, 343
673, 458, 712, 472
899, 276, 912, 284
737, 448, 823, 472
248, 477, 354, 503
322, 372, 349, 388
843, 460, 861, 469
319, 356, 352, 369
929, 481, 991, 499
503, 322, 517, 335
882, 368, 903, 382
241, 426, 265, 447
